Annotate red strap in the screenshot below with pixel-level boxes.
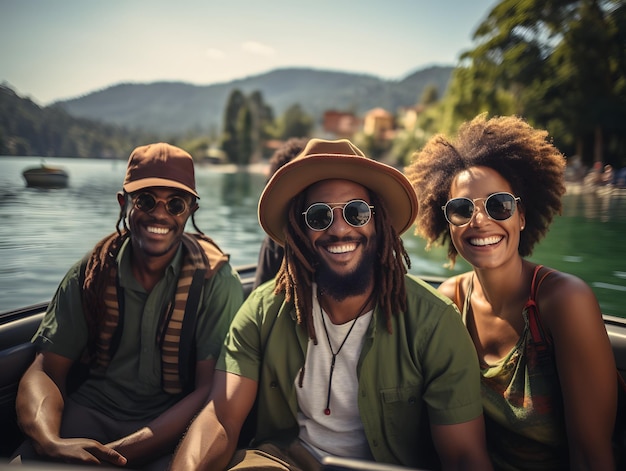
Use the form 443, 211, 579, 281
525, 265, 555, 348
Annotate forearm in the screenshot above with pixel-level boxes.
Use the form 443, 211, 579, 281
170, 401, 237, 471
568, 438, 615, 471
16, 367, 66, 454
107, 385, 211, 465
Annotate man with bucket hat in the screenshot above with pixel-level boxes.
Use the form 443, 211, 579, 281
171, 138, 491, 470
12, 143, 244, 469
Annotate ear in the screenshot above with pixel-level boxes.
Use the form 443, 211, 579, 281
117, 191, 126, 209
519, 209, 526, 231
189, 197, 199, 213
190, 202, 199, 216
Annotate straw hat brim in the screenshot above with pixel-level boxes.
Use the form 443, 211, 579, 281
258, 154, 418, 245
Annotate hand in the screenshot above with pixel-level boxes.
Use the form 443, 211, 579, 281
35, 437, 127, 467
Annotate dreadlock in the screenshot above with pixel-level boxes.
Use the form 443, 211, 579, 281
80, 200, 130, 363
273, 189, 411, 345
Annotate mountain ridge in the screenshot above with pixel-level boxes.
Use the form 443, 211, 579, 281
55, 65, 454, 135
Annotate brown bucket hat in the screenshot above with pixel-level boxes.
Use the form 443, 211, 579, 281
258, 138, 418, 245
123, 142, 199, 197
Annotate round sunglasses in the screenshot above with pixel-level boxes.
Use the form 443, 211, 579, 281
302, 199, 374, 231
442, 192, 521, 227
132, 192, 191, 216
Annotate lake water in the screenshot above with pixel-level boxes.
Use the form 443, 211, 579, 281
2, 156, 626, 318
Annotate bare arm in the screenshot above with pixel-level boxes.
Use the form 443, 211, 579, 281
15, 352, 126, 466
169, 370, 258, 471
543, 273, 617, 470
435, 275, 490, 469
106, 359, 217, 468
437, 274, 466, 311
431, 416, 493, 471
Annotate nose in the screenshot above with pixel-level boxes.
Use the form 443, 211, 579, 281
469, 202, 488, 226
150, 199, 170, 214
327, 206, 351, 232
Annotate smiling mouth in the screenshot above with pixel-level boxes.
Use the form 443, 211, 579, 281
326, 242, 358, 254
469, 235, 503, 246
146, 226, 169, 235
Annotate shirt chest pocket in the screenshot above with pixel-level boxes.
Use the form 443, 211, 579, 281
377, 386, 430, 465
380, 386, 422, 437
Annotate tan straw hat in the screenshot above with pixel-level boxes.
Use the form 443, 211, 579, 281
258, 138, 418, 245
123, 142, 199, 197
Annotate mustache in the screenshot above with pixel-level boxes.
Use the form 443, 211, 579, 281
144, 214, 172, 225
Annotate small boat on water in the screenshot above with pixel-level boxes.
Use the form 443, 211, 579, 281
22, 162, 69, 188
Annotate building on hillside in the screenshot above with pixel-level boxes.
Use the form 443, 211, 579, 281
321, 110, 361, 139
397, 104, 425, 131
363, 107, 395, 140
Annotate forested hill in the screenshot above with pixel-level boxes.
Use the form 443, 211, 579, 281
0, 85, 155, 158
56, 66, 453, 135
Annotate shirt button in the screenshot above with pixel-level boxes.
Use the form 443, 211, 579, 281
372, 440, 378, 447
270, 381, 278, 388
408, 396, 416, 405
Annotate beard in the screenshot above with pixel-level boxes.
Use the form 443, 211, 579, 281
314, 235, 378, 301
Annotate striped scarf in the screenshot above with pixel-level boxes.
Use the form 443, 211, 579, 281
83, 232, 228, 394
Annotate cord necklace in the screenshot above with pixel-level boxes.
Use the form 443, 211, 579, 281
318, 292, 374, 416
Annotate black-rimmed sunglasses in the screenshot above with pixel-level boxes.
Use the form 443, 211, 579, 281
442, 192, 521, 227
302, 199, 374, 231
131, 192, 191, 216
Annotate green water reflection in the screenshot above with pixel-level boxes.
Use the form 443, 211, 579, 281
402, 189, 626, 318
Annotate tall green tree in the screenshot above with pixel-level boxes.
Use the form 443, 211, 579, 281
236, 105, 254, 166
220, 89, 275, 164
247, 90, 275, 161
221, 89, 246, 164
278, 104, 313, 139
444, 0, 626, 166
420, 84, 440, 106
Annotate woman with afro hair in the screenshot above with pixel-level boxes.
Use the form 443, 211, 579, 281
405, 113, 617, 470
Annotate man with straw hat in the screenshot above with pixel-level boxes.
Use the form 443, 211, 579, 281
171, 138, 491, 470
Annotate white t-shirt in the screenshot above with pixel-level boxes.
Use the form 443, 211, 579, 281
296, 287, 373, 460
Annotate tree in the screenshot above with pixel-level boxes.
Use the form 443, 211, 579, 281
247, 90, 275, 161
221, 89, 246, 164
236, 106, 254, 166
420, 85, 440, 106
220, 89, 275, 165
278, 104, 313, 140
442, 0, 626, 166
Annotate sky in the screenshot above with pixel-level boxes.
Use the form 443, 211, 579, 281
1, 0, 496, 106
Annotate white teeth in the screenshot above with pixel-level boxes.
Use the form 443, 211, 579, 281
469, 236, 502, 246
327, 243, 357, 254
147, 226, 169, 235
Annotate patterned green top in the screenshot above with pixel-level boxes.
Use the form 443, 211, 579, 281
462, 268, 568, 470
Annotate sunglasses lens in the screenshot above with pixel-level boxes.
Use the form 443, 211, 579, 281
486, 193, 516, 220
305, 204, 332, 231
166, 197, 187, 216
444, 193, 518, 226
134, 193, 156, 212
344, 200, 372, 227
445, 199, 475, 226
134, 193, 188, 216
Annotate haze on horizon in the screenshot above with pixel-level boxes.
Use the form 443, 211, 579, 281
1, 0, 496, 105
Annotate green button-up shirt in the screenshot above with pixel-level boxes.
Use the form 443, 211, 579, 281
218, 274, 482, 468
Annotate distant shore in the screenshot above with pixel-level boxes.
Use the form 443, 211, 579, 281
565, 181, 626, 196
